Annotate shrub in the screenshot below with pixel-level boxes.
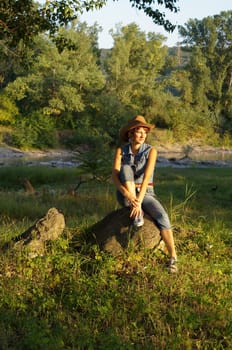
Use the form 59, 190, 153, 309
10, 111, 58, 149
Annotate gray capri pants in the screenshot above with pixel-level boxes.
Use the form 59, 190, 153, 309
116, 164, 171, 230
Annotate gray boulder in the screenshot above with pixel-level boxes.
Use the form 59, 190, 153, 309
13, 207, 65, 257
90, 207, 162, 255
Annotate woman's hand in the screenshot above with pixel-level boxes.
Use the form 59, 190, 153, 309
126, 193, 139, 208
125, 193, 141, 218
129, 201, 142, 219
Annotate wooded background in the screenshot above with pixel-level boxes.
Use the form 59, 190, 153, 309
0, 1, 231, 149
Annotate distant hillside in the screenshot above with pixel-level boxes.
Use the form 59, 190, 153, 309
100, 46, 191, 68
168, 46, 191, 66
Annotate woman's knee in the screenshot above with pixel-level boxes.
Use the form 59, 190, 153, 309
142, 196, 171, 229
116, 190, 130, 207
119, 164, 135, 183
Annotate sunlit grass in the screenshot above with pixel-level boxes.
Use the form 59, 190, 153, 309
0, 166, 231, 349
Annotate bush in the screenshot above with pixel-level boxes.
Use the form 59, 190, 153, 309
0, 94, 19, 125
10, 111, 58, 149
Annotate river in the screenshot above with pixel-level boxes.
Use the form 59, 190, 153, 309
155, 149, 232, 168
0, 147, 232, 168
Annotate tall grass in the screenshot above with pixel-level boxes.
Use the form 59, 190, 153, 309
0, 166, 231, 349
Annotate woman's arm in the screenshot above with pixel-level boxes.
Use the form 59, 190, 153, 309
137, 147, 157, 202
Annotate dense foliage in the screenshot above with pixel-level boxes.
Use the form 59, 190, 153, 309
0, 4, 232, 149
0, 0, 179, 46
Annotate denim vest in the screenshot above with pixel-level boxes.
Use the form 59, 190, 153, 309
121, 143, 154, 184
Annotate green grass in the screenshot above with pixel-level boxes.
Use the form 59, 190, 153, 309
0, 166, 231, 349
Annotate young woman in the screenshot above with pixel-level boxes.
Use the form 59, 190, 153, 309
112, 115, 178, 272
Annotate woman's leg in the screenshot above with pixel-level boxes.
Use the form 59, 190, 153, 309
142, 192, 177, 259
117, 165, 143, 226
160, 228, 177, 259
119, 164, 136, 199
124, 180, 136, 197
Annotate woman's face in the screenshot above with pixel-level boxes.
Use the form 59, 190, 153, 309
129, 127, 148, 144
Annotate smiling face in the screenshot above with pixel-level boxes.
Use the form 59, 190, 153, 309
128, 126, 149, 145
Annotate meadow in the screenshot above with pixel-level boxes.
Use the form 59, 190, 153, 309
0, 165, 231, 350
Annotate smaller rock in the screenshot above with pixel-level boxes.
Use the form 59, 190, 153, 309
13, 207, 65, 257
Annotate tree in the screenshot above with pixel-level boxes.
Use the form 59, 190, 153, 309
0, 0, 179, 47
87, 23, 169, 143
126, 0, 179, 31
105, 23, 168, 114
0, 0, 49, 46
0, 92, 18, 124
5, 25, 105, 128
179, 11, 232, 132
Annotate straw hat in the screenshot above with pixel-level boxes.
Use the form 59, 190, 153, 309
119, 115, 154, 142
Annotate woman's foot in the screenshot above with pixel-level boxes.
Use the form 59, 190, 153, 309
168, 257, 178, 273
133, 211, 144, 227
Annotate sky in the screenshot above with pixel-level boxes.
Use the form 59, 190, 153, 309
80, 0, 232, 48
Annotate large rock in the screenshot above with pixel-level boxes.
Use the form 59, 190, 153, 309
90, 207, 162, 255
12, 207, 65, 257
